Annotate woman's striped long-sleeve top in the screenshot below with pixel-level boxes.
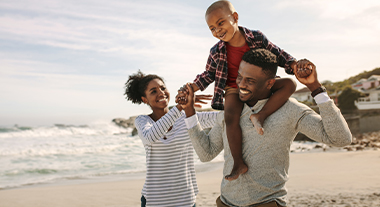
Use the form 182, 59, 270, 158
135, 106, 218, 207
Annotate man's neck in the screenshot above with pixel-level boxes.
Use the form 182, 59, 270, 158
245, 92, 272, 107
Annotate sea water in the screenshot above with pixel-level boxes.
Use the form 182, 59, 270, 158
0, 121, 321, 189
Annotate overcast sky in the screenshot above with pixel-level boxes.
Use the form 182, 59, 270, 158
1, 0, 379, 126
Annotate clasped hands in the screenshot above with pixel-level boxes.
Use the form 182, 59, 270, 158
292, 58, 315, 79
175, 83, 212, 109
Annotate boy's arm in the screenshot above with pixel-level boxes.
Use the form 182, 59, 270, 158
255, 78, 296, 120
190, 83, 199, 92
193, 52, 218, 91
257, 31, 314, 78
254, 30, 296, 74
250, 78, 296, 135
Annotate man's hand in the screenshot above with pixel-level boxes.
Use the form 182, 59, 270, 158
294, 60, 321, 92
177, 83, 197, 117
176, 83, 212, 108
176, 84, 188, 104
292, 59, 315, 78
180, 83, 194, 108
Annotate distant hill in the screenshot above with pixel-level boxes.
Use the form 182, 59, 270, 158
346, 67, 380, 85
322, 67, 380, 94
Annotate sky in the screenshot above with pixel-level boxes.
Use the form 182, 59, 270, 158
1, 0, 379, 126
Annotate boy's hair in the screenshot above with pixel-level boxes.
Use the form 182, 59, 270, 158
242, 49, 278, 79
124, 70, 165, 104
206, 0, 236, 16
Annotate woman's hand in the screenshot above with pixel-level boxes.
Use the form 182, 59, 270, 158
176, 83, 193, 109
175, 83, 196, 117
194, 94, 212, 108
176, 83, 212, 108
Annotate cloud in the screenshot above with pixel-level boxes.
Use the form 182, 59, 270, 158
1, 0, 379, 125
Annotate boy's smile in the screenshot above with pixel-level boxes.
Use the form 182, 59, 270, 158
205, 8, 244, 47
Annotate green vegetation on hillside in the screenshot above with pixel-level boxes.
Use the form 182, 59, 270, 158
322, 67, 380, 95
337, 86, 362, 112
346, 67, 380, 84
320, 67, 380, 112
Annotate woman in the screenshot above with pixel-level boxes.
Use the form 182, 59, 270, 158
124, 71, 218, 207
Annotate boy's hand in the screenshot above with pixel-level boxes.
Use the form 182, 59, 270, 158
176, 83, 212, 107
295, 62, 321, 92
176, 84, 189, 104
292, 59, 315, 78
175, 92, 187, 104
176, 91, 212, 108
181, 84, 195, 117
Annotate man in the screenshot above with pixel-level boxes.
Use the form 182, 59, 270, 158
180, 49, 352, 207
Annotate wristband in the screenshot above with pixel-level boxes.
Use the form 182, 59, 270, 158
311, 86, 327, 97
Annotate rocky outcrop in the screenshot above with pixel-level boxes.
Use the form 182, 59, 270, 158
112, 117, 137, 135
131, 128, 138, 136
112, 117, 136, 128
343, 130, 380, 151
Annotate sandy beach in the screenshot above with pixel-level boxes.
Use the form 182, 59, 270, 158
1, 150, 379, 207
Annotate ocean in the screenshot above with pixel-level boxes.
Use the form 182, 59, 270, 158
0, 121, 323, 190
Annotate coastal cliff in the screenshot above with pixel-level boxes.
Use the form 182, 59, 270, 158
112, 116, 137, 136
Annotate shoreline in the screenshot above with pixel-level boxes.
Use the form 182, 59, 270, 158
1, 150, 379, 207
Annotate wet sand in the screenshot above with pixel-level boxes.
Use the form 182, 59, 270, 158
0, 151, 379, 207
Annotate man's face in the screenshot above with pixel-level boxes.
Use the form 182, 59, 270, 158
236, 61, 274, 106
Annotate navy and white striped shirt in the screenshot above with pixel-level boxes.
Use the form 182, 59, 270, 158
135, 107, 218, 207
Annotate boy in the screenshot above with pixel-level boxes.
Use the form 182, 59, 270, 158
182, 0, 313, 181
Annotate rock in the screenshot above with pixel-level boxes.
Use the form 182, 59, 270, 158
356, 146, 365, 151
112, 118, 133, 128
360, 139, 370, 145
344, 146, 354, 151
132, 128, 138, 136
112, 116, 138, 136
343, 130, 380, 151
373, 143, 380, 148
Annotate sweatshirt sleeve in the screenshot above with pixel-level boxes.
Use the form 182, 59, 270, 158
197, 111, 219, 129
185, 112, 224, 162
296, 100, 352, 147
135, 107, 182, 145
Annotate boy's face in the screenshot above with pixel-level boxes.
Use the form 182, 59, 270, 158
205, 8, 239, 43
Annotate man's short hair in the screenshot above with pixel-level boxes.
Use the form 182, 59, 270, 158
241, 49, 278, 78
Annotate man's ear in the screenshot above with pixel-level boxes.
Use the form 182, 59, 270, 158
232, 12, 239, 23
267, 78, 276, 90
141, 96, 148, 104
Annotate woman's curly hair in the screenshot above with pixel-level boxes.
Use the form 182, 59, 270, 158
124, 70, 164, 104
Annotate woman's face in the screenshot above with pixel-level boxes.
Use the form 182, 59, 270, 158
142, 78, 170, 109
